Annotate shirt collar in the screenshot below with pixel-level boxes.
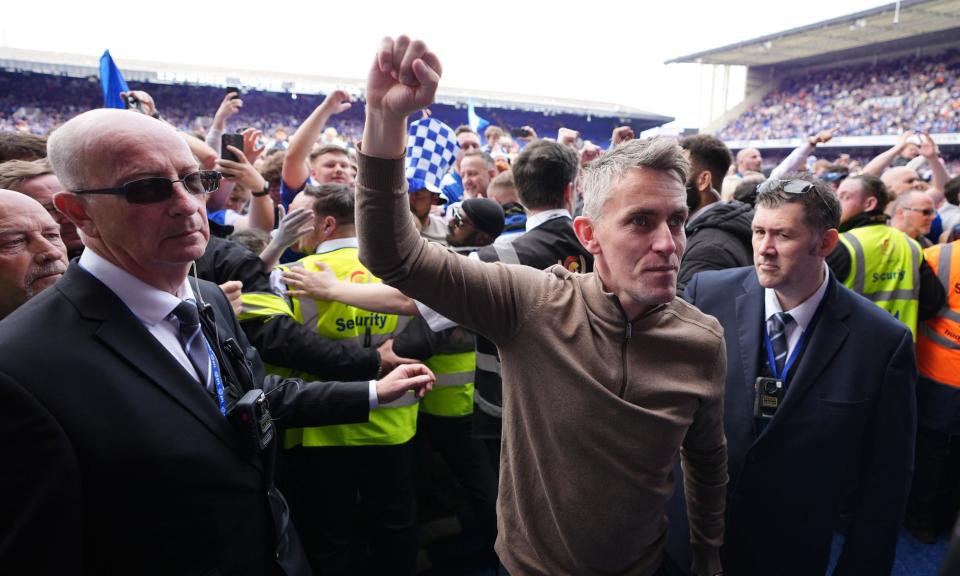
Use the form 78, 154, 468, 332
78, 249, 194, 326
314, 236, 359, 254
526, 209, 571, 232
764, 264, 830, 331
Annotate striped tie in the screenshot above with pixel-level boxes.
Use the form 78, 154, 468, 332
171, 299, 211, 391
767, 312, 793, 375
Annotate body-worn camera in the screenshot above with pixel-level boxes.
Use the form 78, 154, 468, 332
754, 377, 784, 419
228, 389, 275, 454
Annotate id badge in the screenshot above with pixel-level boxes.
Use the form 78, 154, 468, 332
754, 377, 784, 419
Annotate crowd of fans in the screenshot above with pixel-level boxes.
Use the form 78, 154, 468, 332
0, 69, 635, 146
2, 41, 960, 575
720, 49, 960, 140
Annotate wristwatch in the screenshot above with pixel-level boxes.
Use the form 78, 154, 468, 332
252, 180, 270, 197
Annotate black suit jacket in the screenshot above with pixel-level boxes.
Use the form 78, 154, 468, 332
0, 263, 369, 575
670, 267, 916, 576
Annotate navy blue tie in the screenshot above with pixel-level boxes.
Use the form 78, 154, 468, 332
171, 299, 211, 391
767, 312, 793, 375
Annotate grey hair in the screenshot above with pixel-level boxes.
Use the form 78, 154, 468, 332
581, 137, 689, 221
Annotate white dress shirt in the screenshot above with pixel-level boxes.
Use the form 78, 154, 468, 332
763, 265, 831, 362
79, 249, 204, 382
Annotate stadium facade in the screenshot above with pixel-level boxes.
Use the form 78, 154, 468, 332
667, 0, 960, 152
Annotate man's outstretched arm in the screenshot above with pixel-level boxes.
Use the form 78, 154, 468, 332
355, 36, 548, 345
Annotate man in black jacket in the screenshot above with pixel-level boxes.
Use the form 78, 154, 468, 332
198, 234, 393, 381
0, 108, 433, 576
677, 135, 753, 293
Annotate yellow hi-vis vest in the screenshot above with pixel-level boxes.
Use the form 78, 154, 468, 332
917, 241, 960, 388
237, 290, 300, 378
838, 225, 921, 340
421, 351, 476, 417
279, 247, 417, 447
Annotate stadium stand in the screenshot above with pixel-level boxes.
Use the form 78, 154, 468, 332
718, 48, 960, 140
0, 59, 669, 147
668, 0, 960, 175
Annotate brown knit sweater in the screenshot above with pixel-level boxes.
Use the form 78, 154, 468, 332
357, 153, 727, 576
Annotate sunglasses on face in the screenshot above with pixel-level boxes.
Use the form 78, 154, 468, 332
73, 171, 222, 205
902, 206, 935, 217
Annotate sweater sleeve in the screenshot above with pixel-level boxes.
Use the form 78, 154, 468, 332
680, 336, 728, 576
355, 152, 552, 344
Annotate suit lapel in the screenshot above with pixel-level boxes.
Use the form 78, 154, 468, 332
761, 276, 850, 437
734, 273, 764, 391
57, 264, 240, 452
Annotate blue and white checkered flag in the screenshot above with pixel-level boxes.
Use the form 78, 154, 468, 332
406, 118, 459, 199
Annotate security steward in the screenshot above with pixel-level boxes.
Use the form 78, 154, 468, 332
906, 240, 960, 542
269, 183, 418, 576
0, 108, 434, 576
827, 174, 944, 338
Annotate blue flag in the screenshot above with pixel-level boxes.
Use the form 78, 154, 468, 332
100, 50, 129, 109
467, 100, 490, 136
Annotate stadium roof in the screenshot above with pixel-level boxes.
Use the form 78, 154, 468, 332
666, 0, 960, 68
0, 46, 672, 128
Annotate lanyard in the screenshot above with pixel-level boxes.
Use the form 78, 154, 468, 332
205, 341, 227, 416
763, 324, 806, 383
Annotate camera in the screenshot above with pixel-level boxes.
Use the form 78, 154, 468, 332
228, 389, 275, 454
754, 377, 784, 419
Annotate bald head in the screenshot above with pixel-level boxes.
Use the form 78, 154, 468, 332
49, 109, 189, 191
881, 166, 927, 198
48, 109, 208, 294
0, 189, 68, 319
736, 148, 762, 173
890, 190, 935, 240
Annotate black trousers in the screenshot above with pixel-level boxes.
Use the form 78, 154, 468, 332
286, 442, 417, 576
419, 413, 498, 551
907, 425, 960, 532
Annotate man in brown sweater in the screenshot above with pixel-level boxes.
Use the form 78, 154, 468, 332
355, 36, 728, 576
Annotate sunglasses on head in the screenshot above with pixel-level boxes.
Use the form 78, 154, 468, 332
451, 206, 466, 229
73, 171, 222, 205
757, 178, 828, 207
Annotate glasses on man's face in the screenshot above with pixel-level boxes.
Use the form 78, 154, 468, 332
73, 171, 221, 205
757, 178, 828, 207
902, 206, 935, 217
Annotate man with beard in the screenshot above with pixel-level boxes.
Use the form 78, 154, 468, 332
0, 159, 84, 259
446, 198, 504, 250
0, 189, 68, 319
677, 135, 752, 293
